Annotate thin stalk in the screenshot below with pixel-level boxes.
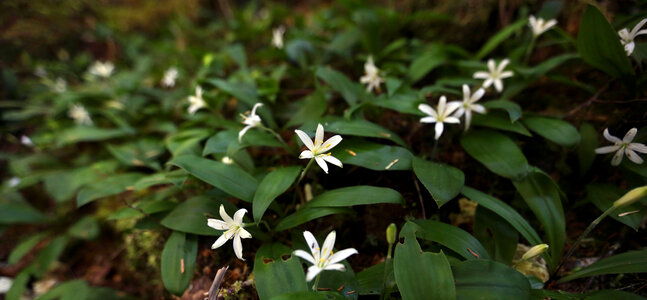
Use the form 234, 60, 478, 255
430, 139, 439, 161
297, 159, 314, 185
523, 36, 536, 65
380, 257, 392, 300
312, 273, 322, 291
260, 125, 289, 147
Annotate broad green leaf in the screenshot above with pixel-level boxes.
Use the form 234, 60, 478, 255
56, 126, 133, 147
107, 139, 164, 170
585, 184, 644, 231
522, 116, 580, 147
0, 200, 49, 224
308, 186, 403, 207
86, 287, 137, 300
583, 290, 647, 300
559, 250, 647, 282
309, 261, 358, 299
356, 260, 395, 296
7, 269, 31, 300
483, 100, 522, 122
576, 5, 633, 77
161, 231, 198, 296
452, 260, 531, 300
461, 186, 542, 245
253, 166, 301, 222
108, 199, 177, 220
274, 207, 353, 231
461, 130, 530, 179
8, 232, 49, 265
332, 138, 413, 171
471, 111, 532, 136
372, 93, 421, 115
474, 206, 518, 264
286, 90, 327, 127
394, 222, 455, 300
43, 161, 119, 202
317, 119, 407, 147
513, 169, 565, 266
577, 122, 598, 174
476, 18, 527, 59
270, 291, 345, 300
66, 216, 99, 240
316, 67, 364, 105
161, 196, 230, 236
515, 54, 579, 79
407, 46, 445, 83
169, 155, 258, 202
36, 279, 89, 300
165, 128, 211, 157
254, 243, 308, 299
413, 219, 490, 260
76, 173, 144, 207
413, 158, 464, 207
132, 170, 187, 191
32, 236, 69, 278
206, 78, 259, 106
203, 130, 285, 157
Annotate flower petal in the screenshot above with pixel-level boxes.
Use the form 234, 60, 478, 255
626, 149, 644, 164
323, 263, 346, 271
434, 122, 444, 140
328, 248, 358, 265
322, 155, 343, 168
603, 128, 621, 143
303, 231, 320, 259
623, 128, 638, 143
315, 156, 329, 174
211, 234, 229, 249
420, 116, 436, 123
629, 143, 647, 154
493, 79, 503, 93
233, 208, 247, 224
473, 72, 490, 79
238, 228, 253, 239
482, 78, 493, 88
595, 145, 620, 154
250, 102, 263, 116
487, 59, 496, 72
612, 149, 624, 166
299, 150, 314, 159
219, 205, 234, 224
444, 116, 461, 124
462, 84, 470, 101
238, 125, 252, 143
321, 135, 343, 152
464, 110, 472, 131
471, 104, 486, 114
295, 129, 315, 151
207, 218, 228, 230
306, 266, 322, 282
315, 123, 325, 146
445, 101, 462, 116
418, 104, 436, 117
293, 250, 316, 265
472, 88, 485, 102
321, 231, 336, 261
233, 235, 244, 261
498, 59, 510, 73
499, 71, 514, 79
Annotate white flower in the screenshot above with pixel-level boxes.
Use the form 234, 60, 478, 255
0, 276, 13, 294
293, 231, 358, 282
53, 77, 67, 93
8, 177, 20, 188
21, 135, 34, 147
418, 96, 461, 140
453, 85, 486, 131
359, 56, 384, 93
221, 156, 234, 165
528, 15, 557, 37
207, 205, 252, 261
272, 26, 285, 49
473, 59, 514, 93
238, 103, 264, 142
595, 128, 647, 166
187, 86, 206, 115
34, 66, 47, 78
161, 67, 178, 88
88, 61, 114, 78
68, 104, 93, 125
295, 123, 343, 174
618, 18, 647, 56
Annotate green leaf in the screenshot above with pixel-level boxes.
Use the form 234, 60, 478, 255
577, 122, 599, 174
522, 116, 580, 147
108, 199, 177, 220
8, 232, 49, 265
0, 200, 48, 224
270, 291, 345, 300
576, 5, 633, 77
132, 170, 187, 191
332, 138, 413, 171
161, 196, 230, 236
476, 18, 527, 59
206, 78, 259, 106
407, 46, 445, 83
583, 290, 647, 300
253, 166, 301, 222
312, 261, 359, 299
316, 119, 407, 147
165, 129, 211, 157
461, 186, 543, 245
308, 186, 403, 208
585, 184, 644, 231
461, 130, 530, 179
275, 207, 353, 231
32, 236, 69, 278
474, 206, 518, 264
286, 90, 327, 127
66, 216, 100, 240
513, 169, 565, 266
316, 67, 364, 105
471, 111, 532, 136
356, 260, 395, 295
56, 127, 133, 147
254, 243, 308, 300
107, 139, 164, 170
483, 100, 522, 122
204, 130, 284, 156
452, 260, 531, 300
36, 279, 89, 300
413, 219, 491, 260
559, 250, 647, 282
169, 155, 258, 202
161, 231, 198, 296
76, 173, 144, 207
394, 222, 455, 300
413, 158, 464, 207
43, 161, 119, 202
6, 269, 30, 300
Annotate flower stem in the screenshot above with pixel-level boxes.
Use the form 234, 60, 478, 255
260, 125, 288, 147
297, 159, 314, 185
312, 273, 322, 291
524, 36, 536, 65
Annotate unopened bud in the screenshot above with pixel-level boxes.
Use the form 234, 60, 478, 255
386, 223, 397, 245
613, 186, 647, 208
521, 244, 549, 261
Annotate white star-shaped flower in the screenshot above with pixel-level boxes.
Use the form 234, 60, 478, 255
53, 77, 67, 93
359, 56, 384, 93
0, 276, 13, 293
295, 123, 343, 174
88, 61, 114, 78
595, 128, 647, 166
272, 26, 285, 49
68, 104, 93, 125
187, 86, 206, 115
453, 85, 486, 131
618, 18, 647, 56
238, 103, 264, 142
528, 15, 557, 37
418, 96, 461, 140
473, 59, 514, 93
293, 231, 358, 282
161, 67, 178, 88
21, 135, 34, 147
207, 205, 253, 261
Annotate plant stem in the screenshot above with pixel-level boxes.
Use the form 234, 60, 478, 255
297, 159, 314, 185
524, 36, 536, 65
312, 273, 321, 291
261, 125, 288, 147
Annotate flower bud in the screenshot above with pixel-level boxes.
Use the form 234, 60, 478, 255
613, 186, 647, 208
521, 244, 549, 261
386, 223, 397, 245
